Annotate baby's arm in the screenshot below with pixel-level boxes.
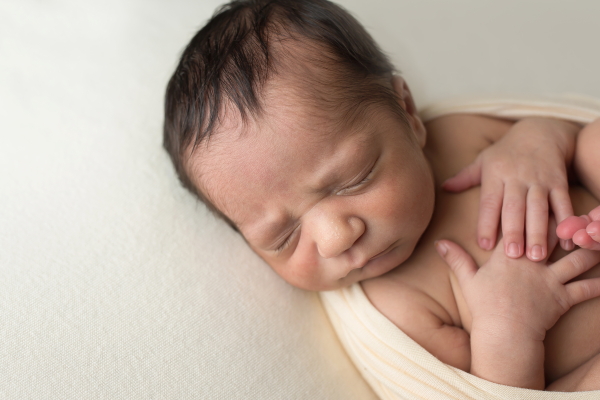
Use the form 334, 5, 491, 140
435, 238, 600, 389
443, 117, 581, 260
557, 118, 600, 250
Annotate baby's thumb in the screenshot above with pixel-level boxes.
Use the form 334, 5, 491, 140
589, 205, 600, 222
435, 240, 477, 286
442, 157, 482, 192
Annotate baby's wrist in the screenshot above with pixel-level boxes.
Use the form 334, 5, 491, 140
471, 317, 545, 344
470, 320, 545, 388
519, 117, 579, 161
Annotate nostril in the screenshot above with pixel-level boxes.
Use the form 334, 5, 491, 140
349, 216, 366, 239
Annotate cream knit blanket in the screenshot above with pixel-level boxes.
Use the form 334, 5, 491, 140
320, 96, 600, 400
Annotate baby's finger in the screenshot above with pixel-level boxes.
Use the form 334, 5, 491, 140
556, 216, 589, 240
549, 187, 574, 225
442, 158, 482, 192
573, 229, 600, 251
547, 216, 560, 258
565, 277, 600, 308
502, 184, 527, 258
477, 178, 503, 250
525, 186, 549, 261
551, 248, 600, 284
590, 206, 600, 222
435, 240, 478, 288
550, 188, 575, 250
588, 221, 600, 244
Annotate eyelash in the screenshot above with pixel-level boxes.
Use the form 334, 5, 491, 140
276, 235, 293, 253
276, 226, 298, 253
356, 169, 374, 186
337, 165, 376, 195
275, 160, 377, 253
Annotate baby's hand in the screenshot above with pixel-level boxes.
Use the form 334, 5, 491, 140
436, 236, 600, 339
557, 206, 600, 251
435, 237, 600, 388
443, 118, 578, 261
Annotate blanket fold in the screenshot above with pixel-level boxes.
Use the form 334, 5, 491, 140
320, 96, 600, 400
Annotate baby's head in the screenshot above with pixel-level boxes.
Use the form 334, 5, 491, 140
164, 0, 435, 290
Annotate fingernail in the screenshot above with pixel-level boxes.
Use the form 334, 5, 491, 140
435, 241, 447, 256
507, 243, 520, 258
531, 245, 543, 260
588, 225, 599, 237
479, 238, 491, 250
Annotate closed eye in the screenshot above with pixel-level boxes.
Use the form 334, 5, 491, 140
336, 157, 378, 195
275, 226, 299, 254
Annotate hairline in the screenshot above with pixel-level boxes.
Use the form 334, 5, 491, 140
183, 72, 410, 232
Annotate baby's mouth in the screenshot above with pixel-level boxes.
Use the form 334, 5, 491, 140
369, 242, 397, 261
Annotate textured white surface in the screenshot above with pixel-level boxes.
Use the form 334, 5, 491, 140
1, 0, 599, 399
0, 1, 373, 398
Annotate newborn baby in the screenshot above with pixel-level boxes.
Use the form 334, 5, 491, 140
163, 0, 600, 391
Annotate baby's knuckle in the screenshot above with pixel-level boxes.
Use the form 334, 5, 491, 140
554, 180, 569, 191
580, 283, 595, 301
569, 253, 586, 273
480, 197, 500, 213
572, 283, 594, 305
553, 292, 570, 313
529, 184, 549, 196
503, 200, 522, 214
503, 229, 520, 238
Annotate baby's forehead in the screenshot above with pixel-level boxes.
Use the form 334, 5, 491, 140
186, 56, 403, 222
188, 96, 384, 228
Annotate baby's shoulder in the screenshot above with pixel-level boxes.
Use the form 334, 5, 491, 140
424, 113, 513, 144
425, 114, 514, 149
424, 113, 515, 182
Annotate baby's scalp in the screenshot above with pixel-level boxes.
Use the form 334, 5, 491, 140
163, 0, 407, 224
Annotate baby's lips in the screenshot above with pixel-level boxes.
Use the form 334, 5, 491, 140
556, 216, 590, 239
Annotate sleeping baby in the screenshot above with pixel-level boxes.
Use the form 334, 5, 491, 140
163, 0, 600, 392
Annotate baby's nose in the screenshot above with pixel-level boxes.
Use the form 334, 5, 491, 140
314, 214, 365, 259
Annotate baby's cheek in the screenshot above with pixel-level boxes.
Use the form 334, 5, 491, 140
374, 175, 413, 218
280, 249, 322, 290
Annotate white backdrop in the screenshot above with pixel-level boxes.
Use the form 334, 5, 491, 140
1, 0, 599, 398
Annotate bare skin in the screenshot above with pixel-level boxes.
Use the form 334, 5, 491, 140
363, 113, 600, 390
557, 119, 600, 251
188, 70, 600, 390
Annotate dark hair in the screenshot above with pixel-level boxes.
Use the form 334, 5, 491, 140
163, 0, 403, 225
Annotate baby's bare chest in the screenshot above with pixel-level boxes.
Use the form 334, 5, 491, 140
366, 183, 600, 381
364, 114, 600, 381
